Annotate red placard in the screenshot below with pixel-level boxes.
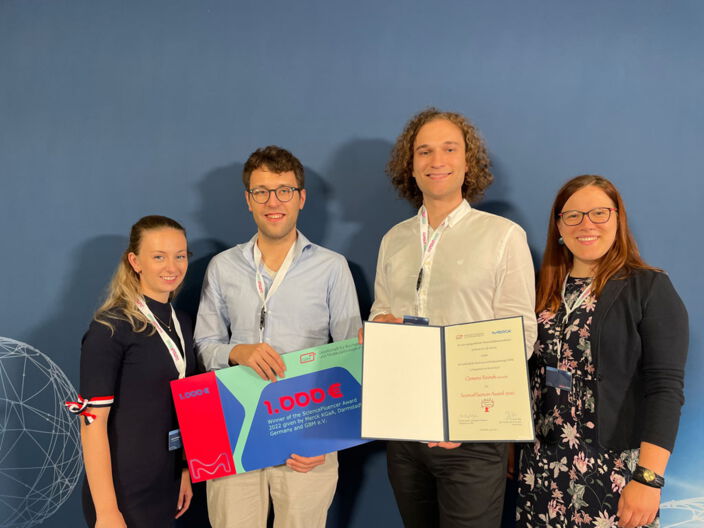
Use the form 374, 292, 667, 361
171, 372, 235, 482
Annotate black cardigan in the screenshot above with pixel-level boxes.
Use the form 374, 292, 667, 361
589, 269, 688, 452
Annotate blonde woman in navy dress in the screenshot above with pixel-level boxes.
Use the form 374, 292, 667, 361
66, 215, 195, 527
516, 176, 688, 528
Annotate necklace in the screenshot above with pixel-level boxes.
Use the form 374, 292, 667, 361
152, 309, 172, 331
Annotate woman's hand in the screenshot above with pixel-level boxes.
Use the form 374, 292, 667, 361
618, 442, 670, 527
175, 468, 193, 519
95, 509, 127, 528
617, 480, 660, 528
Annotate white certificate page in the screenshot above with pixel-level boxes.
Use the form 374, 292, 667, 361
361, 322, 445, 441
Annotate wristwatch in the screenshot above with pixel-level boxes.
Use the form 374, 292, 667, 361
632, 465, 665, 488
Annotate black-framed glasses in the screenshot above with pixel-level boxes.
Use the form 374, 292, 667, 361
248, 186, 300, 204
558, 207, 617, 226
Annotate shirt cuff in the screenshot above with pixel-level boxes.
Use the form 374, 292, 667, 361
198, 342, 235, 371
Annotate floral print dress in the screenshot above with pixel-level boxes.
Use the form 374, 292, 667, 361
516, 277, 657, 528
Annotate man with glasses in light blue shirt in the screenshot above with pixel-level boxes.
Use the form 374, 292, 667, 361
194, 145, 362, 528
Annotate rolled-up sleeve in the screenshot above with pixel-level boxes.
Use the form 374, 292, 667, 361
493, 224, 537, 357
194, 260, 236, 371
369, 236, 390, 321
328, 256, 363, 341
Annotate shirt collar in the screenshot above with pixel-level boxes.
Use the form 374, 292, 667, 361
417, 199, 472, 229
245, 229, 312, 265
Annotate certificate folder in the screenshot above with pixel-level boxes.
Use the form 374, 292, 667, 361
361, 316, 534, 443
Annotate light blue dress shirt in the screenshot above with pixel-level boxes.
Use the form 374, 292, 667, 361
194, 231, 362, 372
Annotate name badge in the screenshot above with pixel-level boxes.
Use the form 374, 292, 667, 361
168, 429, 182, 451
546, 367, 572, 391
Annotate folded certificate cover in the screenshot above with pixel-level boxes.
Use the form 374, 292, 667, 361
172, 339, 367, 482
361, 316, 534, 443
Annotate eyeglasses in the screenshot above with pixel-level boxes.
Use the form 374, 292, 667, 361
558, 207, 617, 226
248, 186, 300, 204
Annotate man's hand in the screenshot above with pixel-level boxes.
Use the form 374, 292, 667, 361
428, 442, 462, 449
372, 313, 403, 324
359, 313, 404, 344
427, 442, 462, 449
617, 480, 660, 528
286, 453, 326, 473
230, 343, 285, 382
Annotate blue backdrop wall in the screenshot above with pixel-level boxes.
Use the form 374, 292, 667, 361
1, 1, 702, 526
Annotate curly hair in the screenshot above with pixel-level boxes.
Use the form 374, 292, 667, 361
242, 145, 305, 189
536, 175, 658, 313
386, 108, 493, 208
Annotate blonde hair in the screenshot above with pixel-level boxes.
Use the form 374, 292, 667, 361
95, 215, 187, 333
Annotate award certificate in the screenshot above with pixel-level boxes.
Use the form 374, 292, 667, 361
361, 316, 534, 442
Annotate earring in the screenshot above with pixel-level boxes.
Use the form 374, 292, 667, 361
558, 237, 565, 246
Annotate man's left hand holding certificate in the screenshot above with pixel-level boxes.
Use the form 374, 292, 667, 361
171, 339, 367, 482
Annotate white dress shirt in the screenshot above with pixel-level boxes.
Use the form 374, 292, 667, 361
370, 200, 537, 356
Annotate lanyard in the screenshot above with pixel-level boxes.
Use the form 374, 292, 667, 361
554, 275, 592, 363
253, 238, 297, 341
135, 297, 186, 379
415, 203, 469, 317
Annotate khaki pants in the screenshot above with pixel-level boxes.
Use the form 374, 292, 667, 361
206, 452, 338, 528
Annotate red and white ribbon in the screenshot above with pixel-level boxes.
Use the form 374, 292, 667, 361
65, 394, 114, 425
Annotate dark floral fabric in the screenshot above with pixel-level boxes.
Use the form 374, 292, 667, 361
516, 277, 658, 528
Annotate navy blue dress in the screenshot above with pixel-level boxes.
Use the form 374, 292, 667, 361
79, 297, 195, 527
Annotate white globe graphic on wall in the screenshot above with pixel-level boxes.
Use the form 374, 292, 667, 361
0, 337, 82, 528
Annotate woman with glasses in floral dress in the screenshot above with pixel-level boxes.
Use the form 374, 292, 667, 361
516, 175, 688, 528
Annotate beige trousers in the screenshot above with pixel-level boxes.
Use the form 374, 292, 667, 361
206, 452, 338, 528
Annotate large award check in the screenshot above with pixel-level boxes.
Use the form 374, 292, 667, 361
362, 316, 534, 442
171, 339, 367, 482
